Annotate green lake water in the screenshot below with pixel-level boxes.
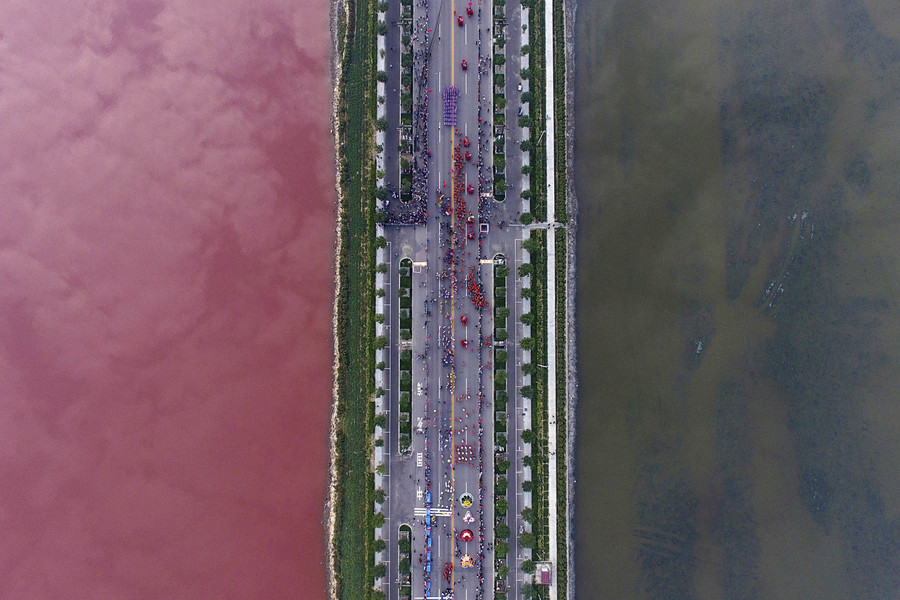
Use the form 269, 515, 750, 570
573, 1, 900, 598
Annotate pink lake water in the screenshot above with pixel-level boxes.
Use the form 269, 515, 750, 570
0, 1, 335, 598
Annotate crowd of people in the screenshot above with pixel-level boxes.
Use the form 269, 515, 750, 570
379, 1, 511, 598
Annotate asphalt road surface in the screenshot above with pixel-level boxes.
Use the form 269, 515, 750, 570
380, 0, 529, 598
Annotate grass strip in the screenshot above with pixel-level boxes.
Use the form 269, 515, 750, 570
552, 0, 567, 224
554, 228, 567, 598
526, 229, 549, 600
333, 0, 378, 597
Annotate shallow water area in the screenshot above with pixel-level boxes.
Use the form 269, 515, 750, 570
0, 2, 335, 598
574, 1, 900, 598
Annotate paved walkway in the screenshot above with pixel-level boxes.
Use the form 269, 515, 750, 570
543, 0, 559, 596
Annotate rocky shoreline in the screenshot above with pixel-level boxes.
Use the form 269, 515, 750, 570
563, 0, 578, 597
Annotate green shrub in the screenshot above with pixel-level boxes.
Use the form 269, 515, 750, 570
495, 541, 509, 557
496, 523, 511, 539
496, 497, 508, 516
519, 531, 536, 548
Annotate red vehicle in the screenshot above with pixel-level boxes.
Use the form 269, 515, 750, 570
467, 6, 473, 16
461, 59, 467, 70
463, 136, 470, 147
464, 150, 471, 161
467, 184, 475, 194
460, 314, 468, 325
457, 15, 464, 26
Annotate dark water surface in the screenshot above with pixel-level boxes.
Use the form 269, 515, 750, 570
574, 1, 900, 598
0, 2, 334, 598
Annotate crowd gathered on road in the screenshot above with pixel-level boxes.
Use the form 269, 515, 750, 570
385, 0, 506, 598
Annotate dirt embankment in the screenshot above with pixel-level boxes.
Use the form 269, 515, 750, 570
326, 1, 349, 599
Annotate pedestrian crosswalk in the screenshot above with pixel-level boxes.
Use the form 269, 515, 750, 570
414, 506, 452, 517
